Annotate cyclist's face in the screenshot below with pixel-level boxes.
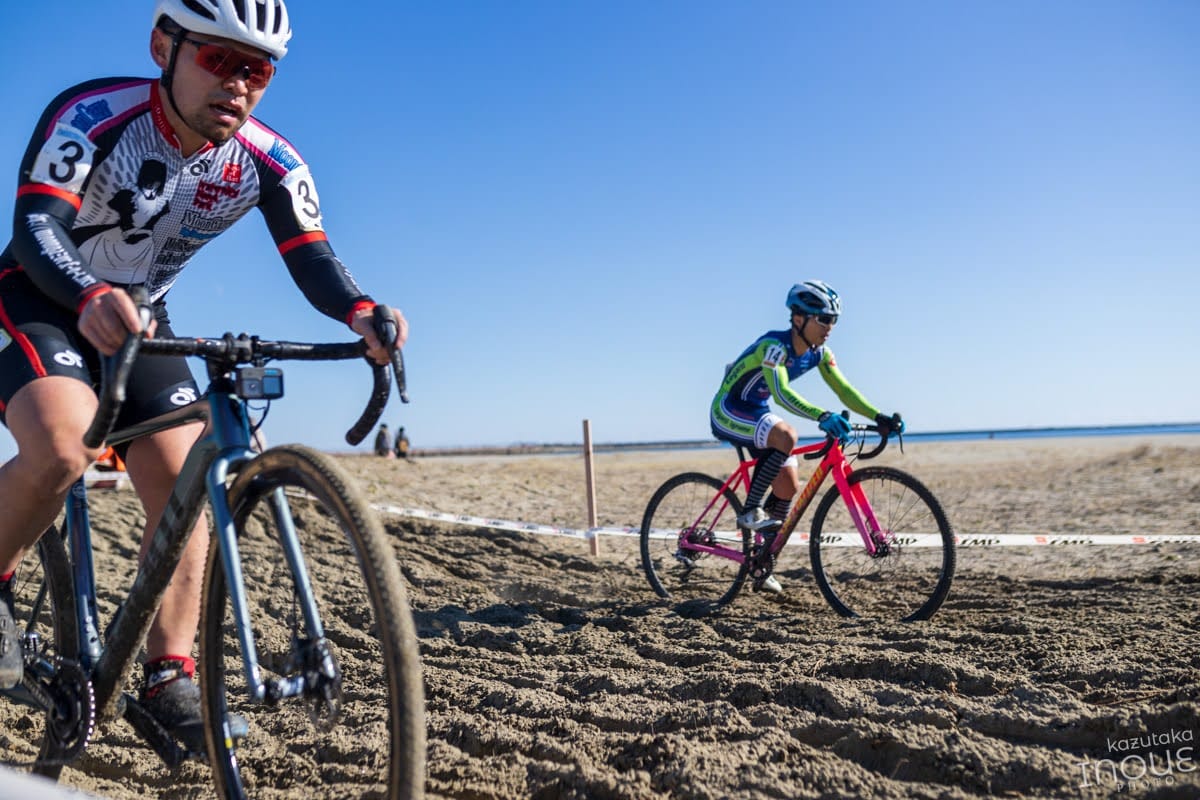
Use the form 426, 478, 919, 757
797, 313, 834, 345
153, 29, 270, 149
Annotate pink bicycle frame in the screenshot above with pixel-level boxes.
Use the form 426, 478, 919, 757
681, 438, 887, 562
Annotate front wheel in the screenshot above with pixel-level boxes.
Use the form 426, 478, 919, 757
199, 445, 425, 799
809, 466, 955, 622
639, 472, 749, 606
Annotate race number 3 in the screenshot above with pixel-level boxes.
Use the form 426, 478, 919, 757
29, 123, 97, 194
281, 165, 324, 232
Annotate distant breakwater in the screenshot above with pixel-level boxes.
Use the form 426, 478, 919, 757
407, 440, 721, 458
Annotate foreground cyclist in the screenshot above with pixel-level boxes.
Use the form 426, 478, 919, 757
710, 280, 903, 593
0, 0, 407, 751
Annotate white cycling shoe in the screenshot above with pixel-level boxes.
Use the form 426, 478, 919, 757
755, 574, 783, 595
737, 508, 782, 532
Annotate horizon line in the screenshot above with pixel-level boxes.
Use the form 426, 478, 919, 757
389, 420, 1200, 457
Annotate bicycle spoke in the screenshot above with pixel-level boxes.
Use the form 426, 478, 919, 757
640, 473, 749, 606
810, 467, 955, 621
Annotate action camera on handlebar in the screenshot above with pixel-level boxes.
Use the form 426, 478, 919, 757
235, 366, 284, 400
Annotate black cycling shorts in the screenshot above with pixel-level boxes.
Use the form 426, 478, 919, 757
0, 270, 199, 433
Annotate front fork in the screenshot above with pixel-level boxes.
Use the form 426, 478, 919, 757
206, 461, 333, 705
829, 462, 886, 555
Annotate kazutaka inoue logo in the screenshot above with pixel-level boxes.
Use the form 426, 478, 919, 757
1077, 726, 1195, 792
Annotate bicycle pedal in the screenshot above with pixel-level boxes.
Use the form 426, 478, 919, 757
737, 517, 781, 533
122, 693, 188, 767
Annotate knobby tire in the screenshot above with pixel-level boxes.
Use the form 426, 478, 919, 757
640, 472, 749, 607
809, 466, 955, 622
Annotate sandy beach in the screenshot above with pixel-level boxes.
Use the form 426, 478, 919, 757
2, 433, 1198, 798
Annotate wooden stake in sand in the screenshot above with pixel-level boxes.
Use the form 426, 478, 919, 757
582, 419, 599, 555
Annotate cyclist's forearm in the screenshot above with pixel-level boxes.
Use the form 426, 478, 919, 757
10, 194, 109, 312
820, 357, 880, 419
832, 385, 879, 419
280, 242, 374, 323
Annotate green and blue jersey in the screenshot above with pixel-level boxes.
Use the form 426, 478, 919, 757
710, 329, 879, 444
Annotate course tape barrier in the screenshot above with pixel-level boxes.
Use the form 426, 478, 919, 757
83, 469, 131, 489
372, 504, 1198, 547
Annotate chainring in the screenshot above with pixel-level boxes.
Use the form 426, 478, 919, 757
22, 656, 96, 765
748, 546, 776, 582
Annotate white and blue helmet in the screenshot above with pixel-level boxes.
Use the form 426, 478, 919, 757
787, 280, 841, 317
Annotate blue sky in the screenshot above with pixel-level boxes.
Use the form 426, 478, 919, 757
1, 1, 1196, 459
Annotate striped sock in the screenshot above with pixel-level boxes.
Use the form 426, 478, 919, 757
746, 449, 788, 511
764, 492, 791, 520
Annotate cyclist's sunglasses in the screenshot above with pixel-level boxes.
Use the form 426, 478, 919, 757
182, 37, 275, 90
813, 314, 838, 326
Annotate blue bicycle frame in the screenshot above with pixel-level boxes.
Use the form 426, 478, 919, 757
66, 381, 329, 722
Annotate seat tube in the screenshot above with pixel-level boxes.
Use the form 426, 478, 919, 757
63, 478, 102, 669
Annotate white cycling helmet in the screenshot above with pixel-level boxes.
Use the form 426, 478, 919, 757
153, 0, 292, 60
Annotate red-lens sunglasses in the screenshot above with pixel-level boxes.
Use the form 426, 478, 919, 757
182, 37, 275, 90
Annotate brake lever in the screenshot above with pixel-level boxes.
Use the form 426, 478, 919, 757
371, 305, 409, 404
886, 412, 905, 454
856, 425, 891, 460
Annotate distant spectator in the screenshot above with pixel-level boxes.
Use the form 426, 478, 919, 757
394, 426, 411, 459
374, 424, 394, 458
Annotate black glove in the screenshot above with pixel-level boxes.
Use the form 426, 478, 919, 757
874, 412, 905, 438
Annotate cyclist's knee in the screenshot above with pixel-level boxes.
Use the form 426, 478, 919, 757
124, 423, 202, 482
767, 422, 797, 452
775, 468, 801, 497
4, 378, 101, 485
9, 445, 96, 495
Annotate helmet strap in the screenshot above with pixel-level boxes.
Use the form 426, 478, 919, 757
160, 28, 211, 145
792, 315, 816, 351
161, 31, 187, 115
